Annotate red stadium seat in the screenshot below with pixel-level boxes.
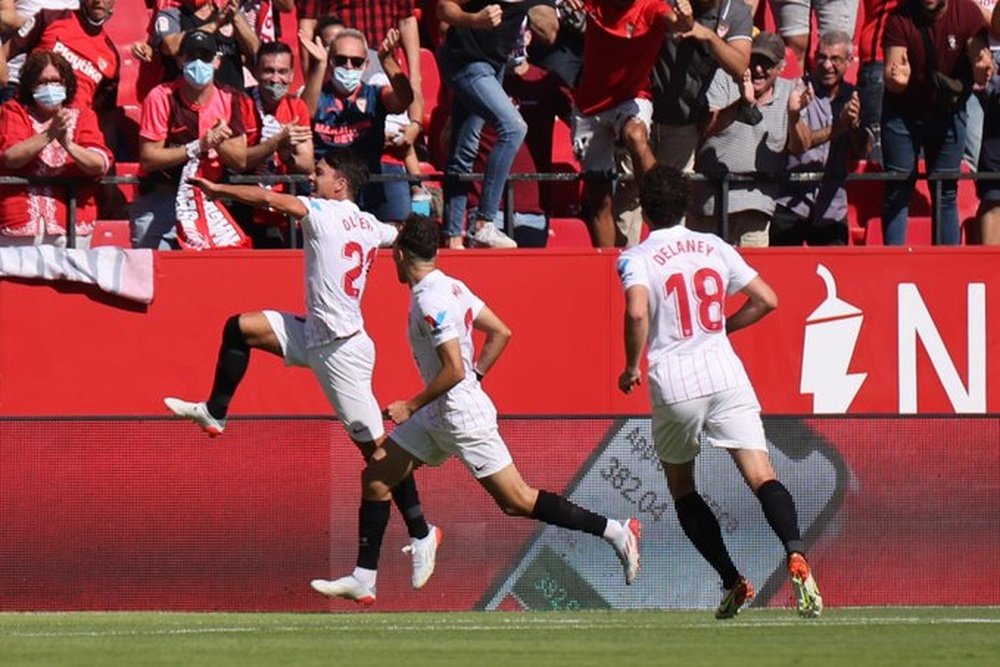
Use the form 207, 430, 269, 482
547, 217, 591, 248
419, 47, 441, 131
90, 219, 131, 248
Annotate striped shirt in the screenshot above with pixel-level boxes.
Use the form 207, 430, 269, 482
617, 226, 757, 404
407, 269, 498, 431
330, 0, 415, 49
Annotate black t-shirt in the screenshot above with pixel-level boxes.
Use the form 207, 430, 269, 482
441, 0, 555, 69
650, 0, 753, 125
156, 7, 245, 91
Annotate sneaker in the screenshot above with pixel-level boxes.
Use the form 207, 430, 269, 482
470, 222, 517, 249
164, 397, 225, 437
788, 553, 823, 618
715, 576, 756, 619
310, 575, 376, 606
611, 517, 642, 585
401, 524, 443, 589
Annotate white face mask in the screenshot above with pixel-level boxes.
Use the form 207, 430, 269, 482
33, 83, 67, 108
332, 66, 363, 94
261, 82, 288, 101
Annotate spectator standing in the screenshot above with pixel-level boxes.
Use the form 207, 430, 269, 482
690, 31, 811, 247
881, 0, 991, 245
131, 30, 249, 249
970, 1, 1000, 243
0, 49, 111, 247
649, 0, 752, 173
570, 0, 693, 249
436, 0, 559, 249
856, 0, 902, 164
770, 0, 861, 70
1, 0, 118, 122
302, 27, 414, 222
0, 0, 79, 102
963, 0, 1000, 167
153, 0, 260, 90
469, 39, 574, 247
242, 40, 313, 246
772, 30, 871, 246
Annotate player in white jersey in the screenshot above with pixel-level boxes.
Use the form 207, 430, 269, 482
617, 165, 823, 619
309, 215, 642, 605
164, 147, 441, 591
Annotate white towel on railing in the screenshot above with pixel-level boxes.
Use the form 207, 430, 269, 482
0, 246, 154, 304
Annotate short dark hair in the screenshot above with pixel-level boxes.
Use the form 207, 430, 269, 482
255, 40, 293, 67
316, 14, 345, 34
322, 146, 369, 199
639, 165, 690, 229
18, 50, 77, 107
397, 214, 440, 261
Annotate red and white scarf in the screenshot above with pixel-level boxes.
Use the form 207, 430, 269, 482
174, 156, 251, 251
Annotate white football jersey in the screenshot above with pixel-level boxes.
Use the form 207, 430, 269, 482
297, 197, 397, 348
617, 225, 758, 404
407, 269, 498, 429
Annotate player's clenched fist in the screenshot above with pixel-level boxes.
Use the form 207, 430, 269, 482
385, 400, 414, 424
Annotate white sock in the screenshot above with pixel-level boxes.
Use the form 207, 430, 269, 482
602, 518, 624, 543
352, 566, 377, 589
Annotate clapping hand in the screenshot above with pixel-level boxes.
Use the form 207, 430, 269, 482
841, 90, 861, 130
200, 118, 233, 153
46, 108, 71, 144
788, 79, 814, 115
298, 30, 328, 64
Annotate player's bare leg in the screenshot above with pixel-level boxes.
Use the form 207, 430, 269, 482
663, 460, 751, 617
728, 448, 823, 617
164, 312, 279, 436
478, 464, 642, 585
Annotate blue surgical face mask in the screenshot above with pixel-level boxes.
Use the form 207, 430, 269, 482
332, 66, 362, 94
261, 82, 288, 101
33, 83, 66, 108
183, 59, 215, 89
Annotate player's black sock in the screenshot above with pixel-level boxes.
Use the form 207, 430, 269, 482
675, 492, 741, 590
530, 490, 606, 537
392, 473, 430, 540
206, 315, 249, 420
356, 499, 392, 570
756, 480, 805, 556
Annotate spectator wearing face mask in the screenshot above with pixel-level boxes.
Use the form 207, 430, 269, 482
301, 26, 414, 223
240, 40, 314, 246
131, 29, 249, 249
0, 0, 119, 137
0, 49, 112, 247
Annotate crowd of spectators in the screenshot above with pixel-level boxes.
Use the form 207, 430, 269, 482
0, 0, 998, 249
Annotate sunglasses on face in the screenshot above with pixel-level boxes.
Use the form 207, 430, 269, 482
333, 55, 366, 68
333, 56, 366, 69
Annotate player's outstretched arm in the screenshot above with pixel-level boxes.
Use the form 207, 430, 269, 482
188, 177, 309, 219
385, 338, 465, 424
471, 306, 511, 379
620, 285, 649, 394
726, 276, 778, 335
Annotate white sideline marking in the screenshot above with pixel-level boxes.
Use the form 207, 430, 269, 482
5, 616, 999, 638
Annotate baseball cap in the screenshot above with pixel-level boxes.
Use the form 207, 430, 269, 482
751, 32, 786, 64
180, 30, 218, 57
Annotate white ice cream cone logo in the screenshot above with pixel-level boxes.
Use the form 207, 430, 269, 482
801, 264, 867, 413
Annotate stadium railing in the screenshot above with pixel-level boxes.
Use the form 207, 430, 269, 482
0, 169, 994, 249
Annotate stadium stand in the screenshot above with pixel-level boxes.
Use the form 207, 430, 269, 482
548, 217, 591, 248
90, 219, 132, 248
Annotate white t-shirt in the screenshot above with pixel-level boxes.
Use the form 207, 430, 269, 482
407, 269, 497, 429
296, 197, 397, 348
616, 225, 757, 404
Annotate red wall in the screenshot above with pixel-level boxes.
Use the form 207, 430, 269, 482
0, 248, 998, 416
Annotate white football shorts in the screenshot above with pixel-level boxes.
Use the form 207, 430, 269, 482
390, 406, 513, 480
651, 385, 767, 464
263, 310, 384, 441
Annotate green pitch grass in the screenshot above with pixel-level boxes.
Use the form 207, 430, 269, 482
2, 608, 997, 667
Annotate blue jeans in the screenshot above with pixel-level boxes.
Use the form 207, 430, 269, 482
880, 110, 966, 245
437, 48, 527, 239
857, 61, 883, 163
360, 162, 411, 223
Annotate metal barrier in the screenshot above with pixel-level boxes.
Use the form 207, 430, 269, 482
0, 169, 995, 248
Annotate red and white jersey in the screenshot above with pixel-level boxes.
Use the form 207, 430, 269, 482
407, 269, 497, 429
617, 225, 757, 404
296, 197, 397, 348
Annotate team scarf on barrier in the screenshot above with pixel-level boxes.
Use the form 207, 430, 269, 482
174, 156, 251, 251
